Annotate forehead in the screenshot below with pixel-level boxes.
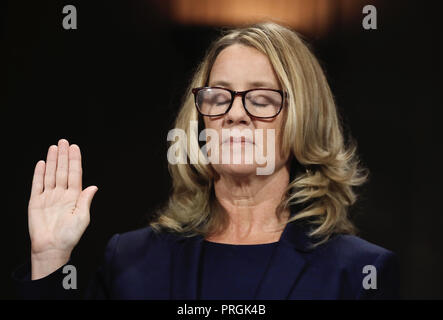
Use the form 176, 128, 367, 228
209, 44, 280, 89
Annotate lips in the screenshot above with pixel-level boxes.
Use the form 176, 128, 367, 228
222, 136, 254, 145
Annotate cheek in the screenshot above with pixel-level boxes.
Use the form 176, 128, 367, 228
275, 126, 284, 151
203, 118, 221, 130
260, 120, 285, 161
202, 118, 209, 129
273, 114, 285, 148
257, 118, 283, 142
201, 118, 223, 148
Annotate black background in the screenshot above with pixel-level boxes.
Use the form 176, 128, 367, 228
3, 0, 443, 299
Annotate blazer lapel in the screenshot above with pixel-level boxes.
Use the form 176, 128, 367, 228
253, 242, 306, 299
254, 219, 312, 299
170, 217, 314, 300
170, 235, 204, 299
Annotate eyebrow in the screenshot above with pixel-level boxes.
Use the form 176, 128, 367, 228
209, 80, 278, 89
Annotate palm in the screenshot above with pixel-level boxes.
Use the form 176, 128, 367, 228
28, 139, 98, 256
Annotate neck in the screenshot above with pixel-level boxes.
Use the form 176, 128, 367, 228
207, 164, 291, 244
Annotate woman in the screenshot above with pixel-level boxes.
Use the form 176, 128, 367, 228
14, 22, 398, 299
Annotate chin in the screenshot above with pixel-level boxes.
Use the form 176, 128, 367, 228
213, 164, 260, 178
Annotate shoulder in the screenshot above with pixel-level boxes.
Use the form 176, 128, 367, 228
97, 226, 190, 298
110, 226, 179, 249
324, 234, 393, 258
306, 234, 399, 298
103, 226, 187, 269
299, 234, 399, 299
310, 233, 396, 268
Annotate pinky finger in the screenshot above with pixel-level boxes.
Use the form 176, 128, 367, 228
30, 160, 45, 198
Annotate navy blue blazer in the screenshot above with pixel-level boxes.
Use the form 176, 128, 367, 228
13, 219, 399, 299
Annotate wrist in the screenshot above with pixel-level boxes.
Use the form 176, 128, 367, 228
31, 249, 71, 280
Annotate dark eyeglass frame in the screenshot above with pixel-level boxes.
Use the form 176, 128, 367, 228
191, 86, 288, 119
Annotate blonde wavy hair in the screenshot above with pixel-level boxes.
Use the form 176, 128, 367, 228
150, 22, 368, 245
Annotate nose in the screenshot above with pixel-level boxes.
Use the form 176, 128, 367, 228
225, 94, 250, 126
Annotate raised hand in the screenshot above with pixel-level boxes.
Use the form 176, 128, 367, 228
28, 139, 98, 280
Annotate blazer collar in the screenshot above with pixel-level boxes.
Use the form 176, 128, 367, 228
170, 213, 315, 299
279, 212, 317, 253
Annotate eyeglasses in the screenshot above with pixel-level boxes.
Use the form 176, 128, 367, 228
191, 87, 287, 119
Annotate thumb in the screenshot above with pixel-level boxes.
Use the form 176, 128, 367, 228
77, 185, 99, 213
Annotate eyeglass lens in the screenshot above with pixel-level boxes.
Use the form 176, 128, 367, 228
196, 88, 282, 117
